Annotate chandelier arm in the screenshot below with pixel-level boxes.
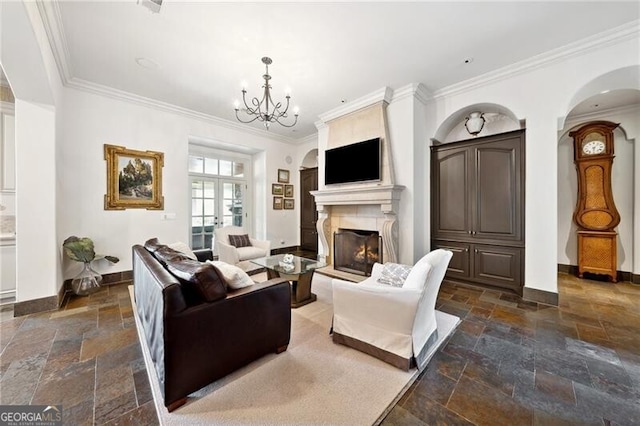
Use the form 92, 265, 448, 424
235, 109, 263, 124
273, 114, 299, 128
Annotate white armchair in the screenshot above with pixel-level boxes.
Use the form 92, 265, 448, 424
331, 249, 453, 371
214, 226, 271, 272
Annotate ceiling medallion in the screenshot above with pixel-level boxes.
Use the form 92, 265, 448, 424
234, 57, 299, 130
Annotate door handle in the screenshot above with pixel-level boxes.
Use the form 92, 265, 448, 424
468, 230, 472, 235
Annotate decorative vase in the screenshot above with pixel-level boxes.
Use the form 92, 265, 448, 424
465, 111, 485, 136
71, 262, 102, 296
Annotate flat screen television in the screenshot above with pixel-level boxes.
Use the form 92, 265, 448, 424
325, 138, 381, 185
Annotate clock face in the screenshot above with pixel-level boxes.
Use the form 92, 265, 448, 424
582, 140, 605, 155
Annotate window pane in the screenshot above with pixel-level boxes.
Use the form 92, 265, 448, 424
233, 183, 243, 199
191, 216, 203, 227
223, 199, 233, 213
204, 234, 213, 249
223, 183, 233, 199
204, 181, 215, 198
192, 199, 203, 215
222, 216, 233, 227
233, 215, 243, 227
204, 199, 215, 215
204, 158, 218, 175
233, 162, 244, 177
219, 160, 232, 176
189, 156, 204, 173
192, 236, 203, 250
191, 181, 203, 198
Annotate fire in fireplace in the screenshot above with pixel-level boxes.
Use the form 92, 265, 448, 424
333, 228, 382, 276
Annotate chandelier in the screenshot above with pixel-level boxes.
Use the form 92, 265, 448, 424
234, 57, 299, 130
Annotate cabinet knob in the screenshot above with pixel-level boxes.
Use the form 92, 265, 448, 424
464, 248, 468, 252
475, 249, 478, 253
468, 230, 472, 235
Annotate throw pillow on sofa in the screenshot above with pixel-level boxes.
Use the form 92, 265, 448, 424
207, 260, 254, 289
166, 259, 227, 302
228, 234, 252, 248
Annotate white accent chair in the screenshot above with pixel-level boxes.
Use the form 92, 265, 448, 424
214, 226, 271, 272
331, 249, 453, 370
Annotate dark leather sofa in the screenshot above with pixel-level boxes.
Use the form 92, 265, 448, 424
132, 240, 291, 411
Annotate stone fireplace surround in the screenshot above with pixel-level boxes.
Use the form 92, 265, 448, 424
311, 185, 404, 265
311, 87, 405, 267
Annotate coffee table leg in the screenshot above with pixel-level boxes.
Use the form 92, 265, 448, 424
290, 271, 317, 308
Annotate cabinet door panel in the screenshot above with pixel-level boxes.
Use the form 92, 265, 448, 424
432, 148, 471, 240
432, 240, 471, 280
474, 135, 523, 242
472, 245, 522, 291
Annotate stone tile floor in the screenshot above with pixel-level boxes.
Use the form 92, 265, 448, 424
1, 273, 639, 425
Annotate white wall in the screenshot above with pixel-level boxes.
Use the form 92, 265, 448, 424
58, 88, 301, 277
428, 34, 639, 293
558, 107, 638, 273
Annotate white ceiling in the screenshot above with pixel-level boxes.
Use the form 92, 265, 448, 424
37, 2, 640, 139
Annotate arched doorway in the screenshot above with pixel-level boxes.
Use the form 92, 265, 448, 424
299, 149, 318, 256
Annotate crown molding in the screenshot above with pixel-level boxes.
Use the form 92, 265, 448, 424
36, 0, 298, 145
391, 83, 433, 105
36, 0, 73, 84
296, 133, 318, 146
314, 120, 327, 131
318, 87, 393, 123
66, 77, 297, 144
434, 20, 640, 100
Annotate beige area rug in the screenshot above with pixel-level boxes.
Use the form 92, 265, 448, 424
130, 273, 460, 425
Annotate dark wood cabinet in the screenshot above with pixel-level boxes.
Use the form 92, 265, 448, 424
300, 168, 318, 253
431, 130, 525, 294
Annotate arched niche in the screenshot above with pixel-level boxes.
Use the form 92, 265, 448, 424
559, 65, 640, 130
557, 73, 639, 278
300, 148, 318, 169
432, 103, 523, 144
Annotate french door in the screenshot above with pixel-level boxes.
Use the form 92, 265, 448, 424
191, 177, 246, 250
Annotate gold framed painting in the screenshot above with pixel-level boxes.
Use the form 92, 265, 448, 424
273, 196, 283, 210
278, 169, 290, 183
104, 144, 164, 210
284, 184, 294, 198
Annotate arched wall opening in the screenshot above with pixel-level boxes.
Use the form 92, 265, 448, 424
300, 148, 318, 169
433, 103, 523, 144
557, 82, 639, 280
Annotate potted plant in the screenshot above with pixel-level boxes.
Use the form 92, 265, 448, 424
63, 236, 119, 296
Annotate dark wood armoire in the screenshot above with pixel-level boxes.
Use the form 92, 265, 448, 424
431, 129, 525, 294
300, 168, 318, 253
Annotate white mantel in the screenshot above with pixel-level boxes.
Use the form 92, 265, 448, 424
311, 185, 405, 264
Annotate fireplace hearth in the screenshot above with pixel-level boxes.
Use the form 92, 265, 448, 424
333, 228, 382, 276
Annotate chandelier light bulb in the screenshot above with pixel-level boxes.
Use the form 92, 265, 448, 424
234, 57, 299, 130
240, 81, 248, 91
293, 106, 300, 116
233, 100, 240, 110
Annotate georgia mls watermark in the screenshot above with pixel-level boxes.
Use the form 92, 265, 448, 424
0, 406, 62, 426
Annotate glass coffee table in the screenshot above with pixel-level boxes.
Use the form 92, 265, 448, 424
251, 254, 326, 308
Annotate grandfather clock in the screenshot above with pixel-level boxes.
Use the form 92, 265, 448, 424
570, 121, 620, 282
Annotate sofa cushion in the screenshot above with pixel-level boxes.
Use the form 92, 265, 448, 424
228, 234, 252, 248
168, 241, 197, 260
144, 237, 163, 253
166, 259, 227, 302
153, 246, 190, 266
207, 261, 254, 289
236, 246, 267, 261
377, 263, 412, 287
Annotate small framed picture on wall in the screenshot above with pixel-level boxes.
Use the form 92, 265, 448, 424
278, 169, 290, 183
284, 198, 294, 210
272, 184, 284, 195
284, 185, 294, 198
273, 197, 283, 210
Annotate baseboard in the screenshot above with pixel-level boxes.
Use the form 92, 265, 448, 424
63, 269, 134, 293
523, 287, 559, 307
557, 263, 634, 283
14, 295, 58, 317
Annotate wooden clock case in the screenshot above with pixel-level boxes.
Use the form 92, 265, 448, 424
570, 121, 620, 282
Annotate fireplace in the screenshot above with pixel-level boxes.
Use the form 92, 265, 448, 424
333, 228, 382, 276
